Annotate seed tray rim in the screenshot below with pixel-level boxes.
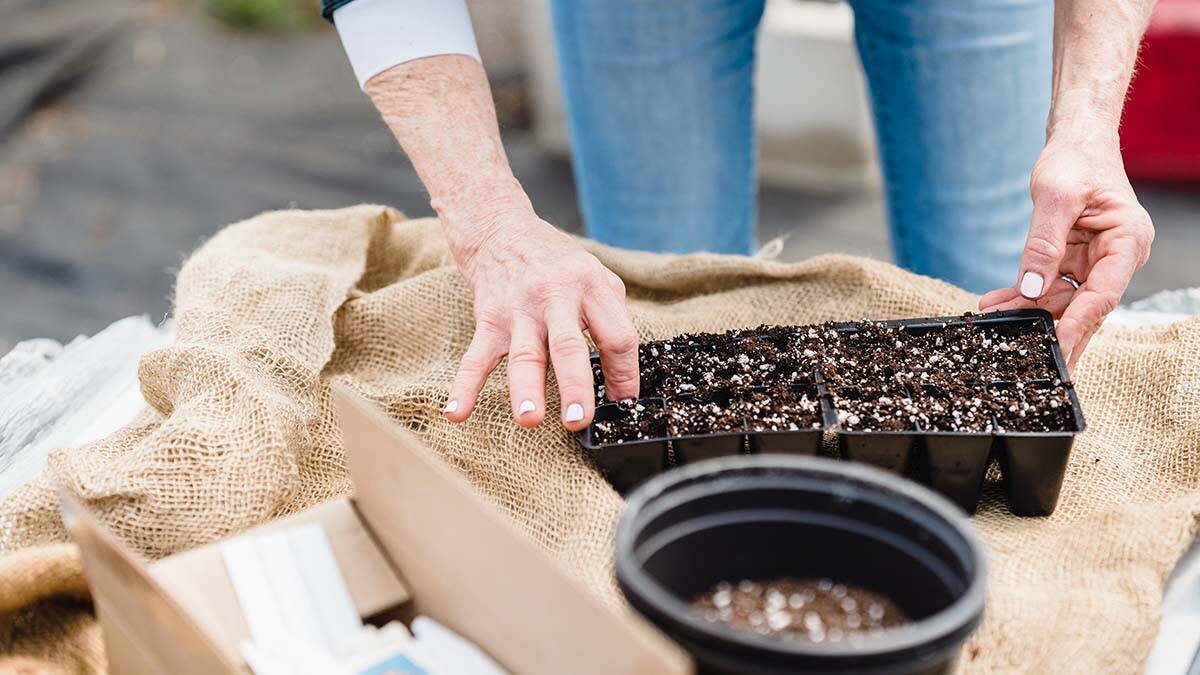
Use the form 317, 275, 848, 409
665, 429, 750, 446
742, 422, 825, 436
832, 427, 995, 438
827, 309, 1074, 383
581, 399, 758, 451
584, 309, 1086, 449
820, 310, 1085, 437
987, 430, 1079, 438
579, 434, 667, 453
580, 397, 669, 452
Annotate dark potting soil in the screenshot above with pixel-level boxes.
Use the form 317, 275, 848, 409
990, 382, 1076, 432
592, 358, 607, 403
636, 328, 817, 399
639, 342, 712, 398
832, 385, 996, 433
668, 397, 743, 437
691, 577, 909, 643
588, 314, 1075, 442
820, 320, 1056, 389
818, 318, 1070, 433
592, 400, 666, 445
830, 380, 1075, 433
741, 385, 822, 432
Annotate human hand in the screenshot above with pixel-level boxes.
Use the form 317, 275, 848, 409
979, 131, 1153, 369
442, 207, 639, 430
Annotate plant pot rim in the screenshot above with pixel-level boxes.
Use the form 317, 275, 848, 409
615, 455, 988, 664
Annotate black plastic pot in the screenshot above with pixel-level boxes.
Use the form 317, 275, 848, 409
581, 309, 1085, 516
616, 455, 987, 675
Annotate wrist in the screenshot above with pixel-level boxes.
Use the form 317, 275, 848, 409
1046, 99, 1121, 144
438, 186, 537, 274
431, 172, 529, 222
1045, 107, 1121, 153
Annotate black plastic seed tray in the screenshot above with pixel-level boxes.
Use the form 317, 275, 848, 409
579, 309, 1085, 516
581, 384, 824, 494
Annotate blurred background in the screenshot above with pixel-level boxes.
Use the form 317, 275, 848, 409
1, 0, 1197, 352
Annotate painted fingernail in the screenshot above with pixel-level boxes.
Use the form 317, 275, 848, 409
518, 399, 536, 416
564, 403, 584, 423
443, 399, 459, 414
1019, 272, 1044, 299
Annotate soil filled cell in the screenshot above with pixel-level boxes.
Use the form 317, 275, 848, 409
587, 312, 1079, 444
667, 397, 743, 437
592, 400, 666, 446
991, 382, 1077, 432
740, 385, 822, 432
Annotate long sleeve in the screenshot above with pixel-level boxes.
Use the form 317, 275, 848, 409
326, 0, 481, 90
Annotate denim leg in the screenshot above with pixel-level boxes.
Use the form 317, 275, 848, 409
549, 0, 766, 255
848, 0, 1053, 293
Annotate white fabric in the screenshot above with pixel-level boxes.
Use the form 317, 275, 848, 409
333, 0, 481, 90
0, 316, 172, 499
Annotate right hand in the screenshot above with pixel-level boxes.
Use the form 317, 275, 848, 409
978, 131, 1153, 369
442, 206, 640, 431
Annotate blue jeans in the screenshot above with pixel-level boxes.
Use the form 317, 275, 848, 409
548, 0, 1053, 293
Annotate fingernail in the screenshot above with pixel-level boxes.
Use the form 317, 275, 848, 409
443, 399, 459, 414
1019, 271, 1044, 299
564, 403, 584, 423
518, 399, 536, 416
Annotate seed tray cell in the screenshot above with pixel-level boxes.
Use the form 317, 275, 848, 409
581, 386, 824, 492
580, 310, 1085, 515
583, 400, 669, 493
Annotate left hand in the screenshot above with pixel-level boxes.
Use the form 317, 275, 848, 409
979, 131, 1154, 369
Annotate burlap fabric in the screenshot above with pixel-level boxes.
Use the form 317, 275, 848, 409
0, 205, 1197, 674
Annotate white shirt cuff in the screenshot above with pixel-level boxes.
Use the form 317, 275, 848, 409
333, 0, 482, 90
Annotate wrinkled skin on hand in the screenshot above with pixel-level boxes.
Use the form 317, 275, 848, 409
981, 134, 1153, 369
443, 207, 640, 430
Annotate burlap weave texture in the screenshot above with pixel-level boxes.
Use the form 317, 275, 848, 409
0, 205, 1197, 673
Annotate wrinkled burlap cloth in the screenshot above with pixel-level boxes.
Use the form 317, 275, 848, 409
0, 206, 1197, 674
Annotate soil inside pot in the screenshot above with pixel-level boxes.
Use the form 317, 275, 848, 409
592, 400, 666, 445
591, 358, 607, 403
691, 577, 909, 643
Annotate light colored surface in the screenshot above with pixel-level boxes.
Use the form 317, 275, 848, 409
756, 0, 878, 190
1149, 542, 1200, 675
152, 497, 412, 666
0, 315, 172, 499
1110, 287, 1197, 327
522, 0, 569, 153
337, 384, 693, 675
1131, 286, 1200, 675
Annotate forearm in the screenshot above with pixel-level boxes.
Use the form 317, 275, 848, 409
1048, 0, 1155, 141
984, 0, 1157, 366
364, 56, 531, 269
